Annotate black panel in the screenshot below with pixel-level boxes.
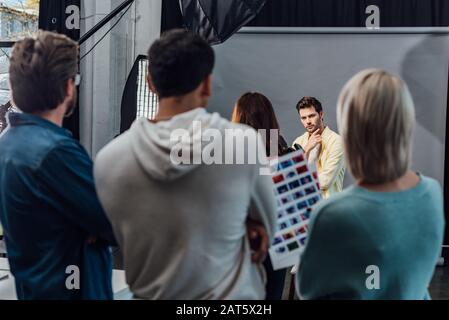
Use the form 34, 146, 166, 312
163, 0, 449, 31
179, 0, 266, 44
39, 0, 81, 139
249, 0, 449, 27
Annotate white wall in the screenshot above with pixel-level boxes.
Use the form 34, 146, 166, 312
79, 0, 161, 156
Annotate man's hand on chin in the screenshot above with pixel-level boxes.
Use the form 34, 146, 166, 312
305, 129, 322, 158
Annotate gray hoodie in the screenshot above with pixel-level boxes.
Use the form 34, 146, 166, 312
94, 108, 276, 300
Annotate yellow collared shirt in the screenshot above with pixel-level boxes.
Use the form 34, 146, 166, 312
293, 127, 345, 199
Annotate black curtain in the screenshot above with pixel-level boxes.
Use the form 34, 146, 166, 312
249, 0, 449, 27
39, 0, 81, 139
162, 0, 185, 32
162, 0, 449, 31
39, 0, 81, 40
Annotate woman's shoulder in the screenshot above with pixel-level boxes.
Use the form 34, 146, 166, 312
419, 174, 442, 191
311, 176, 444, 224
416, 175, 444, 208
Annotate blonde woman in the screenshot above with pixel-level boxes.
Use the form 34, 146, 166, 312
296, 69, 445, 300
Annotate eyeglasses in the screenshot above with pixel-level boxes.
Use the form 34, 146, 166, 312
74, 73, 81, 86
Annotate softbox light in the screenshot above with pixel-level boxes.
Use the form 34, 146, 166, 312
179, 0, 266, 45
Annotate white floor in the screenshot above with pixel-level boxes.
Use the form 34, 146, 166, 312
0, 258, 131, 300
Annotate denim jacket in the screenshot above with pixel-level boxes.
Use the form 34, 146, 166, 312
0, 112, 116, 300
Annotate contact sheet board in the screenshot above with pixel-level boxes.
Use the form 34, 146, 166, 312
268, 150, 322, 270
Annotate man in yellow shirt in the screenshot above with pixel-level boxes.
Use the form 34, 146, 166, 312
293, 97, 345, 199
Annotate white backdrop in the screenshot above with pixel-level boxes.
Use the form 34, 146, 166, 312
210, 27, 449, 187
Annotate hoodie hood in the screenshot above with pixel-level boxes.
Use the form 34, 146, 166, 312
130, 108, 227, 181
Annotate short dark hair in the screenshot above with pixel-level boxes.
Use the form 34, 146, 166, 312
9, 30, 78, 113
296, 97, 323, 114
148, 29, 215, 99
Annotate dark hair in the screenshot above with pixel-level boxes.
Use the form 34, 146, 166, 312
148, 29, 215, 99
296, 97, 323, 114
233, 92, 280, 132
9, 30, 78, 113
233, 92, 292, 156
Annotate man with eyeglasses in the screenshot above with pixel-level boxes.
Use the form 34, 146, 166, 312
0, 31, 116, 300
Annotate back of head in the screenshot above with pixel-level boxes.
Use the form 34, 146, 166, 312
148, 29, 215, 99
233, 92, 284, 156
233, 92, 280, 131
337, 69, 416, 184
9, 30, 78, 114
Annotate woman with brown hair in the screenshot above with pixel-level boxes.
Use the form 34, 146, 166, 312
232, 92, 293, 300
232, 92, 292, 157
